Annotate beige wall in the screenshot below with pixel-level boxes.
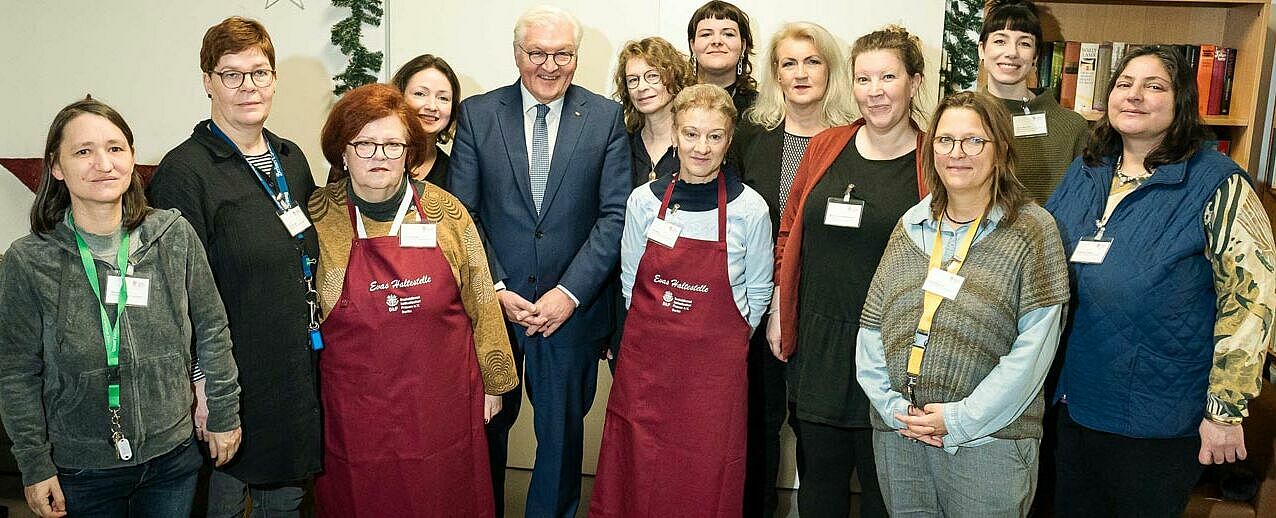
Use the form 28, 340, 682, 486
0, 0, 947, 488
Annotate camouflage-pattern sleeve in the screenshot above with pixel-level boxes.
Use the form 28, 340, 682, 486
1203, 174, 1275, 423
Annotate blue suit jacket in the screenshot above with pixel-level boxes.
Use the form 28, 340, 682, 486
450, 82, 632, 346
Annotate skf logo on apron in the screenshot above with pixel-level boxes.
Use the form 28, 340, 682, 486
660, 290, 694, 313
371, 275, 433, 315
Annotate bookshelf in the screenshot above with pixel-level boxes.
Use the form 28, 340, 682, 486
1035, 0, 1271, 172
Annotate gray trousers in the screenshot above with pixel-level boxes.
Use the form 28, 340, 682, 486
872, 430, 1038, 518
206, 469, 305, 518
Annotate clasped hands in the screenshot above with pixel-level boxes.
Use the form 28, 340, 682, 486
895, 403, 949, 448
499, 288, 575, 337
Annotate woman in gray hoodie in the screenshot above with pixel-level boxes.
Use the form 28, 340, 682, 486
0, 98, 242, 518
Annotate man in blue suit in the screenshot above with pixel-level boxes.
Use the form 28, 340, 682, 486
449, 5, 631, 517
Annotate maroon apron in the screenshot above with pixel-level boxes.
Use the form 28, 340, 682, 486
590, 174, 752, 517
314, 185, 494, 517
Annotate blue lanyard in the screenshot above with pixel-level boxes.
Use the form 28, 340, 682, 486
208, 121, 294, 214
208, 121, 323, 350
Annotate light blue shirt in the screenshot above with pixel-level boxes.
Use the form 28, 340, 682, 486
619, 181, 774, 329
856, 195, 1063, 454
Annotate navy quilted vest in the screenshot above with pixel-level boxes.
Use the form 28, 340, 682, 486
1046, 149, 1242, 438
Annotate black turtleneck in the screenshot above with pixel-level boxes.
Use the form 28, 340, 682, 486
346, 177, 409, 222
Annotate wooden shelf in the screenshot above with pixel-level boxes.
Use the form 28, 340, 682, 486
1036, 0, 1270, 171
1077, 111, 1249, 127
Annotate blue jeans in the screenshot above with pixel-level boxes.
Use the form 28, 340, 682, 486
58, 435, 201, 518
206, 468, 305, 518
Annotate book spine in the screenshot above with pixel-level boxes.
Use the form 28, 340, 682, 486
1221, 48, 1237, 116
1208, 47, 1226, 116
1196, 45, 1215, 116
1075, 42, 1100, 113
1039, 41, 1054, 89
1093, 43, 1113, 112
1061, 41, 1081, 110
1051, 42, 1065, 97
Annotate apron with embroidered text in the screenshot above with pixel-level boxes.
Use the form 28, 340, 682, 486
314, 189, 493, 517
590, 173, 751, 517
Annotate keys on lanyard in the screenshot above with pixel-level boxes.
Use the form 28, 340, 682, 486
208, 122, 320, 351
70, 215, 134, 460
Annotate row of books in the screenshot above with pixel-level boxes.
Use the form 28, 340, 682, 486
1032, 42, 1238, 118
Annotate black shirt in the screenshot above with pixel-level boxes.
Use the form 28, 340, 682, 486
790, 134, 919, 427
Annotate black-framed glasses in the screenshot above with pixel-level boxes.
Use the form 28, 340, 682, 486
347, 141, 406, 160
933, 136, 992, 156
210, 69, 276, 89
625, 70, 664, 90
519, 45, 576, 66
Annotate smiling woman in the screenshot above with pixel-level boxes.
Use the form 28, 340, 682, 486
391, 54, 462, 187
0, 98, 242, 518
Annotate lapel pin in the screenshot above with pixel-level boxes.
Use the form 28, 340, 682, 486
574, 111, 581, 117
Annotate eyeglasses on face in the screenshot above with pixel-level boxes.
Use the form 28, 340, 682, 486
519, 45, 576, 66
625, 70, 664, 90
347, 141, 406, 160
210, 69, 276, 89
932, 136, 992, 156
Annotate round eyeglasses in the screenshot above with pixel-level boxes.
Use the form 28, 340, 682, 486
519, 45, 576, 66
210, 69, 276, 89
347, 141, 406, 160
625, 71, 664, 90
932, 136, 992, 156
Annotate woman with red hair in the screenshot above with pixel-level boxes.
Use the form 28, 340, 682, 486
308, 83, 518, 517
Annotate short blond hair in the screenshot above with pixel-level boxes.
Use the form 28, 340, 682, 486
671, 83, 738, 133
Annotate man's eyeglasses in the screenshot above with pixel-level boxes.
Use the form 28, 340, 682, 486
519, 45, 576, 66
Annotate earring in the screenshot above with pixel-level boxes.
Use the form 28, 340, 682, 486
736, 58, 743, 77
342, 157, 348, 171
691, 55, 698, 76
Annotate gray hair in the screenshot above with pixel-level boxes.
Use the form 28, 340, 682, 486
513, 5, 583, 47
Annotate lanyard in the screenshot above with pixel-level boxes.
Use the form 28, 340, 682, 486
354, 180, 422, 238
904, 212, 984, 406
208, 121, 294, 214
70, 216, 130, 409
208, 121, 323, 350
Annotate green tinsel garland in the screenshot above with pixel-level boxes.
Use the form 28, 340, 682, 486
331, 0, 384, 95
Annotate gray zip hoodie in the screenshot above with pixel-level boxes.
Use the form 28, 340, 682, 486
0, 208, 240, 485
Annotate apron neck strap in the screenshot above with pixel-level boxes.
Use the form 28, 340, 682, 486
347, 177, 421, 239
657, 172, 728, 243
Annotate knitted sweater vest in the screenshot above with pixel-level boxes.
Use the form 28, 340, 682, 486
862, 204, 1070, 439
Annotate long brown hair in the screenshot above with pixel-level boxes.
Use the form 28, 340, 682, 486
31, 97, 149, 235
922, 91, 1030, 225
613, 37, 696, 133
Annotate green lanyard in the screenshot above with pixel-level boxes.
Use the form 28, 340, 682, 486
69, 215, 130, 409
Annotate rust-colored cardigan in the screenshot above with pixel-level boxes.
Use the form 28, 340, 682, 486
773, 119, 927, 359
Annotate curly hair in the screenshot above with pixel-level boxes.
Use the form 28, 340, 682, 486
613, 37, 696, 133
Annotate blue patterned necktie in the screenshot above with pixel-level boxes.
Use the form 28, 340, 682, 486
530, 103, 550, 214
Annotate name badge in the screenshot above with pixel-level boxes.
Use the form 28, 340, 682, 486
1070, 237, 1113, 264
824, 198, 865, 228
399, 223, 438, 248
279, 206, 312, 237
1013, 113, 1048, 137
922, 268, 964, 300
646, 218, 681, 248
106, 276, 150, 307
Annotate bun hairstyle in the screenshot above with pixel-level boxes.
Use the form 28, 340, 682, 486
980, 0, 1044, 54
851, 24, 928, 127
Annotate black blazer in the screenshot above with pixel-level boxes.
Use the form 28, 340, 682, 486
731, 121, 785, 237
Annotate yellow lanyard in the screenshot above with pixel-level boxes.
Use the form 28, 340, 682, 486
904, 213, 984, 405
